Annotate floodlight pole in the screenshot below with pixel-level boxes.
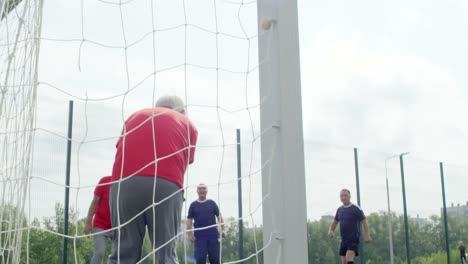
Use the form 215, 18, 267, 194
257, 0, 308, 263
384, 154, 404, 264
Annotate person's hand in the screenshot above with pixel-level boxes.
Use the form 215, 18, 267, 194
221, 231, 226, 238
327, 230, 334, 239
84, 222, 92, 235
364, 235, 372, 244
188, 233, 196, 242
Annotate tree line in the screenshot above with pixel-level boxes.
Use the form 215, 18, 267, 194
1, 203, 466, 263
307, 212, 467, 264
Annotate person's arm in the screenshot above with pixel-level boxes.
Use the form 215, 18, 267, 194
187, 203, 196, 241
328, 220, 338, 239
212, 201, 225, 238
361, 219, 371, 243
186, 218, 195, 241
217, 214, 225, 238
84, 195, 100, 235
189, 124, 198, 164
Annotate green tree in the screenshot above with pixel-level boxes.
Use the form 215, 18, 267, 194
19, 202, 94, 264
307, 218, 340, 264
3, 203, 467, 263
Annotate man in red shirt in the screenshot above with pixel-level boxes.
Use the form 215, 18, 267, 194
108, 96, 198, 264
84, 176, 112, 264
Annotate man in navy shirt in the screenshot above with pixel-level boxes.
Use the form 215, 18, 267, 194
187, 184, 225, 264
328, 189, 371, 264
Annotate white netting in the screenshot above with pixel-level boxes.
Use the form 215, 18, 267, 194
0, 0, 43, 263
0, 0, 279, 263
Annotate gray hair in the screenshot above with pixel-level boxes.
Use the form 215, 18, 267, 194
340, 189, 351, 195
155, 95, 185, 114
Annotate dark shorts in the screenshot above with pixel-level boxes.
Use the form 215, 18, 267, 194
339, 241, 359, 257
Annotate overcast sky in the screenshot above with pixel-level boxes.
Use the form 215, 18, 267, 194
299, 0, 468, 220
11, 0, 467, 229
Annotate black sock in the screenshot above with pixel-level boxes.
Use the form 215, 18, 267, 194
347, 262, 354, 264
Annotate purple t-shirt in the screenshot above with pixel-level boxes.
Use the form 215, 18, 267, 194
334, 204, 366, 242
188, 199, 220, 240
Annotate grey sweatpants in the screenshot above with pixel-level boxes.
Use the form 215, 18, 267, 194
91, 228, 112, 264
108, 176, 183, 264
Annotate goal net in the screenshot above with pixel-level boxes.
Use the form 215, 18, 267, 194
0, 0, 279, 263
1, 0, 43, 263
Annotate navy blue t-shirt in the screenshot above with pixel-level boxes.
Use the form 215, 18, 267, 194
334, 204, 366, 242
187, 199, 220, 240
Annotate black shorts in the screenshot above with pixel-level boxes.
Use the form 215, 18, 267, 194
339, 241, 359, 257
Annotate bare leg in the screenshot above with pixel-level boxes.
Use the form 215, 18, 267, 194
345, 250, 356, 263
341, 256, 346, 264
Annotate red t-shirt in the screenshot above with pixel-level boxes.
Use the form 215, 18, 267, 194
93, 176, 112, 230
111, 107, 198, 188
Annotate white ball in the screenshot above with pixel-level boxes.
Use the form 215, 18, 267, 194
261, 18, 272, 30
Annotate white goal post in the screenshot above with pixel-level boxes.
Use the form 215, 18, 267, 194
258, 0, 309, 263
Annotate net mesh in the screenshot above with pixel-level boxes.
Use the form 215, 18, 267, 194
0, 0, 43, 263
0, 0, 275, 263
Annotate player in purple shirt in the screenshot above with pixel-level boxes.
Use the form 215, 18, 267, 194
328, 189, 371, 264
187, 184, 225, 264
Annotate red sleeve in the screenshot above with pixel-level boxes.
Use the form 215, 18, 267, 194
116, 130, 123, 148
94, 178, 104, 197
189, 122, 198, 164
116, 112, 136, 148
115, 123, 125, 149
